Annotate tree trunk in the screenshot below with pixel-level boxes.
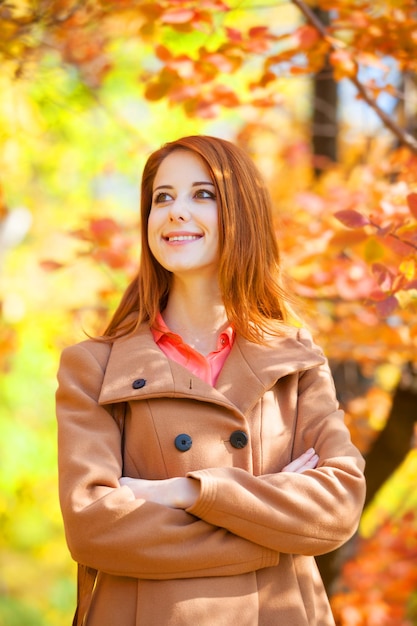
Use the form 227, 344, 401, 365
311, 8, 338, 174
316, 362, 417, 594
363, 363, 417, 507
397, 70, 417, 138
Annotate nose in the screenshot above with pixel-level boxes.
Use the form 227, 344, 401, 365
169, 198, 191, 222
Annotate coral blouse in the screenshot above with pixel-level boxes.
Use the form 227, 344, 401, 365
151, 313, 235, 386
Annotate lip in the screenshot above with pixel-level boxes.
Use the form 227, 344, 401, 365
163, 231, 203, 243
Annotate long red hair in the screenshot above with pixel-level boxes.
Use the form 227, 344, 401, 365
102, 135, 297, 342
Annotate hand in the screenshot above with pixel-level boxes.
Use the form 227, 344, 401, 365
119, 476, 200, 509
281, 448, 319, 474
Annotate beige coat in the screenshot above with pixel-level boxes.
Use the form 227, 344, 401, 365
56, 324, 366, 625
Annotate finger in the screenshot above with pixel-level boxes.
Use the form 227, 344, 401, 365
296, 454, 319, 473
282, 448, 317, 473
282, 448, 315, 472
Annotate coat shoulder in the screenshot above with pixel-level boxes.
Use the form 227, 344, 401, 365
261, 325, 326, 362
59, 338, 113, 372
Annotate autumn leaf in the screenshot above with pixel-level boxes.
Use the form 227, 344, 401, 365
374, 295, 398, 317
406, 192, 417, 219
144, 68, 178, 101
329, 49, 357, 80
201, 51, 240, 74
200, 0, 229, 10
39, 260, 65, 271
399, 258, 416, 281
160, 8, 195, 25
210, 84, 240, 107
372, 263, 394, 292
332, 511, 417, 625
0, 184, 8, 219
155, 44, 173, 62
224, 26, 242, 44
89, 217, 121, 243
334, 210, 371, 229
245, 26, 277, 54
294, 25, 320, 50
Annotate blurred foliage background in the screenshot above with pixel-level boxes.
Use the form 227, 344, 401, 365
1, 1, 416, 624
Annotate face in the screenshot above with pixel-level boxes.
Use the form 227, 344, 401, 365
148, 150, 219, 281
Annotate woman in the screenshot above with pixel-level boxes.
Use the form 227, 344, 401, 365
56, 135, 366, 626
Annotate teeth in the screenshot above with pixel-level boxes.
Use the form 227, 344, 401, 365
168, 235, 200, 242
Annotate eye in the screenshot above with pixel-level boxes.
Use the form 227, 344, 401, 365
153, 191, 173, 204
194, 189, 216, 200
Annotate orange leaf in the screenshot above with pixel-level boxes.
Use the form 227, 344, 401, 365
329, 49, 357, 79
155, 44, 172, 62
248, 26, 272, 38
144, 68, 178, 101
211, 84, 239, 107
39, 260, 65, 271
406, 192, 417, 219
294, 25, 320, 50
289, 66, 310, 76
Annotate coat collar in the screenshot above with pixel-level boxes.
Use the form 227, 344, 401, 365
98, 324, 325, 415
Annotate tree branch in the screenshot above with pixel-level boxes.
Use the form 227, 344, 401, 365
291, 0, 417, 154
369, 221, 417, 252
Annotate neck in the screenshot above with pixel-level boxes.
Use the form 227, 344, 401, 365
162, 275, 228, 355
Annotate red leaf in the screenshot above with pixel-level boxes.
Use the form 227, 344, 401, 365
295, 25, 320, 50
160, 8, 195, 24
372, 263, 394, 291
225, 27, 242, 43
39, 260, 64, 271
202, 52, 237, 73
374, 295, 398, 317
248, 26, 271, 38
87, 217, 121, 244
200, 0, 229, 10
406, 192, 417, 219
334, 210, 370, 229
211, 84, 240, 107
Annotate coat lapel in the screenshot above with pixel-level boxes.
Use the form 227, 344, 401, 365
216, 332, 325, 414
98, 326, 238, 411
98, 324, 325, 417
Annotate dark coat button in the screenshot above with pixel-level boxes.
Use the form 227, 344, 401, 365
132, 378, 146, 389
230, 430, 248, 449
174, 433, 192, 452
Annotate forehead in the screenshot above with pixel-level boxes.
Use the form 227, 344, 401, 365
153, 150, 212, 187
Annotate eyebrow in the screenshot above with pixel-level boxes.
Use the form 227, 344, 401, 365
153, 181, 215, 192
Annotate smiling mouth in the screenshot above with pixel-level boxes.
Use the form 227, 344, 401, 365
165, 234, 202, 242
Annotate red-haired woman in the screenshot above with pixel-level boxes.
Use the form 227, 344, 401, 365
56, 135, 365, 626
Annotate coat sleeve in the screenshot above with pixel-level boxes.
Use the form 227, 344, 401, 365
56, 342, 279, 580
187, 330, 366, 557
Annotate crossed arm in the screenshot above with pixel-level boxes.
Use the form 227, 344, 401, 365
119, 448, 319, 509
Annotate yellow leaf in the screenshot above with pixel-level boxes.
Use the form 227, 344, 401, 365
400, 257, 416, 280
364, 237, 385, 263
